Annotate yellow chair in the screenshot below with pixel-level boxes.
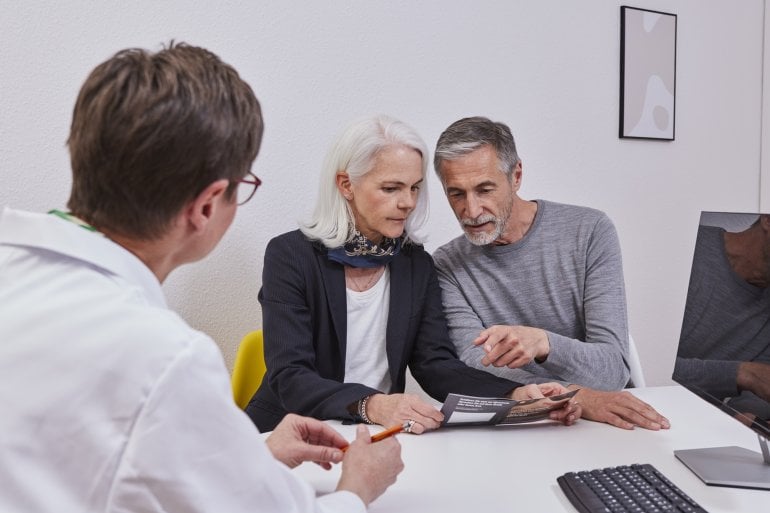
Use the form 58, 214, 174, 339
231, 329, 266, 409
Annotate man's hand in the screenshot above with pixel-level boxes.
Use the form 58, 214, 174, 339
366, 393, 444, 434
265, 413, 347, 469
511, 382, 581, 426
337, 425, 404, 506
473, 325, 550, 368
572, 386, 670, 430
737, 361, 770, 402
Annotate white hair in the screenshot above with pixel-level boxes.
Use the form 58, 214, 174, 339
301, 115, 430, 248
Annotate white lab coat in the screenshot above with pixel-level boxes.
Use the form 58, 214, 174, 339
0, 207, 362, 513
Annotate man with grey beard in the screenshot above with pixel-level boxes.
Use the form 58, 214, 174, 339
432, 116, 670, 431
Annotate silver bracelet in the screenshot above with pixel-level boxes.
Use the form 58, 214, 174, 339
358, 395, 375, 424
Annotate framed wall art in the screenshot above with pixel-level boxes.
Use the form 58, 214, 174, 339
619, 6, 677, 140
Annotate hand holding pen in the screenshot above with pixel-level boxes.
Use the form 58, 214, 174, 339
337, 424, 404, 506
264, 414, 403, 507
341, 421, 408, 452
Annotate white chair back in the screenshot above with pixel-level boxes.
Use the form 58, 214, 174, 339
627, 333, 646, 388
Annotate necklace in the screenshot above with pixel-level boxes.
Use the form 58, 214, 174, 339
346, 266, 384, 292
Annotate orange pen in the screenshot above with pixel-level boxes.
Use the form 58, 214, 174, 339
341, 422, 406, 452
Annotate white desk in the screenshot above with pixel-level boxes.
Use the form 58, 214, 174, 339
292, 386, 766, 512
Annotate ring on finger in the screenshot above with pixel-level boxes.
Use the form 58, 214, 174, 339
403, 419, 416, 433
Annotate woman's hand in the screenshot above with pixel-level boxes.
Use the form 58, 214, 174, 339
510, 383, 582, 426
365, 393, 444, 434
511, 382, 569, 400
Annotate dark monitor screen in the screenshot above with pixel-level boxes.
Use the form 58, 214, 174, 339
672, 211, 770, 490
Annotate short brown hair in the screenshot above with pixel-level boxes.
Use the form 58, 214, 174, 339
67, 42, 263, 239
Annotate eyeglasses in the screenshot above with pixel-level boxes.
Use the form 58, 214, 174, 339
237, 171, 262, 205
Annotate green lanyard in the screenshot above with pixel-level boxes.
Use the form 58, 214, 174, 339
48, 209, 99, 233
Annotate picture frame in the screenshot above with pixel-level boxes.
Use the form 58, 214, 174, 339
619, 6, 677, 140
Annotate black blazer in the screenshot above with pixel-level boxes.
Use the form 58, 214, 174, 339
245, 230, 520, 431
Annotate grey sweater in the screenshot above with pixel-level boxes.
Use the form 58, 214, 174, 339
433, 200, 630, 391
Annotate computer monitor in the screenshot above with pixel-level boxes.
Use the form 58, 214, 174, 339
672, 211, 770, 490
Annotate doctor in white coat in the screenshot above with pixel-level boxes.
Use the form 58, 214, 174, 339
0, 42, 402, 513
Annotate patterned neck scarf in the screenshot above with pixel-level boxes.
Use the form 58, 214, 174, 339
327, 230, 403, 268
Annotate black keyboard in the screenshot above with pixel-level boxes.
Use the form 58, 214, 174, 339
557, 463, 708, 513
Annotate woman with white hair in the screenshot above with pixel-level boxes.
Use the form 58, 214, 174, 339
245, 115, 579, 434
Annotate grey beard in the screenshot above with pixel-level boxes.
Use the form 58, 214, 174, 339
461, 214, 506, 246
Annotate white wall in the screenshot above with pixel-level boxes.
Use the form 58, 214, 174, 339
1, 0, 765, 386
759, 0, 770, 212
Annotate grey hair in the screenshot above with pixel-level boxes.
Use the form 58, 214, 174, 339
433, 116, 520, 183
301, 115, 430, 248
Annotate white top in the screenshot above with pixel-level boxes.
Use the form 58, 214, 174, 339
0, 208, 363, 513
344, 268, 392, 392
